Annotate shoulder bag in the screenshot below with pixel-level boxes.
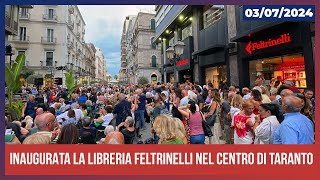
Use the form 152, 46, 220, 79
200, 112, 213, 137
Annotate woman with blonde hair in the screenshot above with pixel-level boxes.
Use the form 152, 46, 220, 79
153, 115, 183, 144
23, 134, 51, 144
232, 99, 256, 144
173, 118, 187, 144
230, 94, 243, 125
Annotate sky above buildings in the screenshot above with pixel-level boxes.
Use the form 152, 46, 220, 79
78, 5, 155, 78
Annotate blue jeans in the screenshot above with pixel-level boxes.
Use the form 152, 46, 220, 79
136, 110, 145, 129
190, 134, 205, 144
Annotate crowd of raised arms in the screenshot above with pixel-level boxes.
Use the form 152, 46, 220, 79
5, 78, 315, 144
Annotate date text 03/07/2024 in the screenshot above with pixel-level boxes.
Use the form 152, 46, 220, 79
243, 5, 314, 21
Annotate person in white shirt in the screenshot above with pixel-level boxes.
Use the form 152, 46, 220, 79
253, 103, 280, 144
56, 103, 84, 124
242, 87, 251, 100
180, 90, 189, 107
100, 105, 114, 127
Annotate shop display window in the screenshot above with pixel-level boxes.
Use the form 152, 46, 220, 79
249, 53, 306, 88
205, 65, 227, 89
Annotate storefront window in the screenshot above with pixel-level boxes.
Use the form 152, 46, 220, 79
205, 65, 227, 89
203, 5, 224, 29
182, 24, 192, 40
249, 53, 306, 88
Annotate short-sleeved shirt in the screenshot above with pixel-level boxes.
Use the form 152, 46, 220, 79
113, 100, 131, 125
153, 105, 165, 119
273, 112, 314, 144
138, 94, 146, 110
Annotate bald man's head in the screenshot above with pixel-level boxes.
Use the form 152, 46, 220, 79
35, 113, 56, 131
104, 132, 124, 144
280, 89, 293, 97
182, 90, 188, 97
36, 108, 44, 116
282, 96, 303, 113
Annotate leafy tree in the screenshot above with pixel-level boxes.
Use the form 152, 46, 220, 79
65, 70, 81, 98
114, 75, 118, 80
5, 54, 25, 121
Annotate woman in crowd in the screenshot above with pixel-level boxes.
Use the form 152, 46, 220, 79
204, 89, 221, 144
22, 95, 37, 119
117, 116, 135, 144
253, 103, 281, 144
57, 124, 79, 144
233, 99, 256, 144
251, 89, 263, 115
153, 115, 183, 144
145, 92, 153, 123
178, 101, 205, 144
23, 133, 51, 144
230, 94, 243, 124
62, 109, 77, 127
260, 86, 271, 103
79, 117, 96, 144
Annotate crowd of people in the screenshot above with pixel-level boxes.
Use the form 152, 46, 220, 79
5, 78, 315, 144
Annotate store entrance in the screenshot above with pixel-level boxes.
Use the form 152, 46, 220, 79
249, 53, 306, 88
179, 70, 193, 83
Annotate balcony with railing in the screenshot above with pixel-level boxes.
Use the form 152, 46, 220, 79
41, 37, 57, 44
68, 5, 74, 14
67, 41, 74, 49
19, 13, 30, 20
67, 19, 74, 30
76, 32, 81, 38
12, 35, 30, 43
42, 14, 57, 22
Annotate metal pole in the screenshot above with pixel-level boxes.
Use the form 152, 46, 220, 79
10, 55, 12, 67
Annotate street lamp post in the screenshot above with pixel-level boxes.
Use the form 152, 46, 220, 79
166, 40, 185, 87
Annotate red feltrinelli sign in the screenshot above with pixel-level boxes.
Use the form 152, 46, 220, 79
245, 33, 292, 54
177, 59, 188, 67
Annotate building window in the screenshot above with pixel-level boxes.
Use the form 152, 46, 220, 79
20, 8, 28, 17
182, 24, 192, 40
203, 5, 224, 29
151, 19, 155, 30
48, 9, 55, 19
47, 29, 54, 42
18, 50, 26, 66
19, 27, 27, 41
46, 52, 54, 66
151, 55, 157, 67
151, 37, 156, 49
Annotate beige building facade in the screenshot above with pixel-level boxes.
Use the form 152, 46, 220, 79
8, 5, 93, 87
125, 12, 161, 84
